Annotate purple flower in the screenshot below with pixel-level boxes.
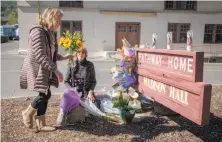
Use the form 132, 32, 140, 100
120, 60, 128, 70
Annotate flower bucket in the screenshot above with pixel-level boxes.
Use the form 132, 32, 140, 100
120, 109, 135, 123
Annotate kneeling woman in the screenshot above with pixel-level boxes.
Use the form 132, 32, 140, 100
65, 48, 97, 103
56, 48, 99, 126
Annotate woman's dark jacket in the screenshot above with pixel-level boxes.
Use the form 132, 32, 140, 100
64, 59, 97, 96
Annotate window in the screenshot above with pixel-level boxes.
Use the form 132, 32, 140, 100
168, 23, 190, 43
165, 1, 197, 10
204, 24, 222, 43
129, 25, 138, 32
60, 21, 82, 36
59, 1, 83, 8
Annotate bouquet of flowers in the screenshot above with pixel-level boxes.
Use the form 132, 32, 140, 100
109, 38, 142, 123
58, 30, 84, 65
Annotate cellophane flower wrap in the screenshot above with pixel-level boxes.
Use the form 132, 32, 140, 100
60, 89, 81, 113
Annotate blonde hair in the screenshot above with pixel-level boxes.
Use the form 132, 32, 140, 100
39, 8, 64, 29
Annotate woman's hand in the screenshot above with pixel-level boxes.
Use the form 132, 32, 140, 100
87, 91, 95, 102
55, 69, 63, 82
63, 53, 74, 60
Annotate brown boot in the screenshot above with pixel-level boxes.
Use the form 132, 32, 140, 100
22, 104, 37, 128
35, 115, 56, 132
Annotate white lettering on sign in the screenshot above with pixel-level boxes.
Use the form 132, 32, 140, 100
143, 77, 189, 105
188, 58, 193, 73
138, 53, 162, 66
169, 86, 189, 105
138, 53, 193, 73
144, 77, 166, 94
168, 57, 193, 73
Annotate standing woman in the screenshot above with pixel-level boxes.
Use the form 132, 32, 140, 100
20, 8, 72, 132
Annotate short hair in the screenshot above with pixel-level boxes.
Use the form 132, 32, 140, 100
76, 48, 88, 58
39, 8, 64, 29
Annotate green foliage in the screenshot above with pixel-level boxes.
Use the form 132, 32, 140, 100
1, 1, 18, 25
8, 11, 18, 24
113, 92, 130, 111
73, 32, 83, 41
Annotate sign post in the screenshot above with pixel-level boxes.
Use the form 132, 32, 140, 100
136, 48, 212, 125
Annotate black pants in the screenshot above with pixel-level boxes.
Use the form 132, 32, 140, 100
31, 89, 51, 116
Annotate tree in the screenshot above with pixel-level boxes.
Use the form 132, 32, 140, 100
8, 10, 18, 24
1, 1, 18, 25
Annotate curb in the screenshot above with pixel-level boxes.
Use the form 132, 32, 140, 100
88, 58, 115, 62
1, 90, 105, 100
204, 63, 222, 65
2, 84, 221, 100
1, 93, 60, 100
18, 50, 28, 55
212, 84, 222, 87
17, 50, 116, 62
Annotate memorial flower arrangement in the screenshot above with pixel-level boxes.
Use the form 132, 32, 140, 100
59, 30, 84, 65
110, 38, 142, 123
58, 37, 142, 124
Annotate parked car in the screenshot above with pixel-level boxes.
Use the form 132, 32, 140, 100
0, 25, 17, 40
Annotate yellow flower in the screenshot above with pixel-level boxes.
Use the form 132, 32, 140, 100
59, 37, 65, 47
76, 40, 83, 48
134, 44, 139, 48
60, 93, 63, 99
63, 38, 72, 49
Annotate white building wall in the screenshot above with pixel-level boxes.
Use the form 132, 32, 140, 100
18, 1, 222, 57
197, 1, 222, 12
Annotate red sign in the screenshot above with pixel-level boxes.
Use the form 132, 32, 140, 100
136, 49, 212, 125
137, 49, 204, 82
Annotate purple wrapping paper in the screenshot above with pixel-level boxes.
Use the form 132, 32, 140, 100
120, 60, 128, 71
60, 89, 80, 113
123, 73, 137, 88
124, 47, 136, 57
116, 73, 137, 89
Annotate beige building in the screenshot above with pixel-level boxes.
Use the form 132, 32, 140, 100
17, 1, 222, 57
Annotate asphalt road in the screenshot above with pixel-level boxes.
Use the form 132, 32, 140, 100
1, 41, 222, 99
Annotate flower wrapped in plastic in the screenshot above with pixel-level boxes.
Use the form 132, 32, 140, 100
120, 60, 136, 73
123, 47, 136, 57
110, 66, 124, 81
119, 73, 136, 88
60, 88, 81, 113
59, 30, 84, 65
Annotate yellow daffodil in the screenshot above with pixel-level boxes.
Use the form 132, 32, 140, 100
63, 38, 72, 49
76, 40, 83, 49
59, 37, 65, 47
